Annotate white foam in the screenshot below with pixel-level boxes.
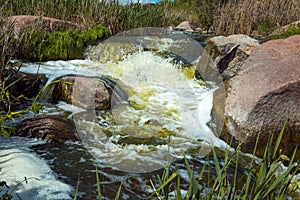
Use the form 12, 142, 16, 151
18, 44, 226, 172
0, 137, 73, 200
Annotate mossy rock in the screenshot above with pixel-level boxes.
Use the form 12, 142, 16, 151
20, 25, 109, 61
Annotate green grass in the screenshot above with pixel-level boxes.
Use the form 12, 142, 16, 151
147, 121, 299, 199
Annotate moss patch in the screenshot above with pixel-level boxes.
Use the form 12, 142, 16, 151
20, 25, 109, 61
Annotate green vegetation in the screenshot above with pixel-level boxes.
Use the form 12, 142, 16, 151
0, 21, 25, 138
0, 0, 174, 35
0, 21, 43, 138
0, 0, 299, 41
174, 0, 299, 36
0, 1, 299, 199
269, 23, 300, 40
20, 25, 109, 61
258, 18, 276, 36
147, 123, 299, 199
213, 0, 299, 36
173, 0, 226, 30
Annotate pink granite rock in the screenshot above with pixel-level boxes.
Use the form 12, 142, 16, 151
222, 35, 300, 159
4, 15, 79, 38
175, 21, 197, 32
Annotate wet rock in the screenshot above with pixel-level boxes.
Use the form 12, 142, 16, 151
49, 75, 128, 110
16, 115, 79, 143
5, 71, 48, 98
195, 34, 259, 82
0, 71, 47, 111
220, 35, 300, 159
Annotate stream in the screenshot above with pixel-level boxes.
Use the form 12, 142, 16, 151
1, 28, 243, 199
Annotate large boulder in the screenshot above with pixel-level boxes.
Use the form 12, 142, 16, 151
196, 34, 260, 137
196, 34, 259, 82
220, 35, 300, 159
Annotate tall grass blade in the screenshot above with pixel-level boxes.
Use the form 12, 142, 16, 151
272, 118, 287, 160
242, 130, 261, 200
73, 174, 80, 200
114, 183, 122, 200
184, 156, 199, 199
175, 175, 182, 200
148, 172, 177, 199
95, 166, 103, 200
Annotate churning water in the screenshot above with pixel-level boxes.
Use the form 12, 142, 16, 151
1, 28, 230, 199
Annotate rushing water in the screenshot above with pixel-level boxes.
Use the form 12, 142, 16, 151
0, 30, 232, 199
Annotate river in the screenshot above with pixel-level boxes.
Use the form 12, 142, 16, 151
0, 28, 238, 199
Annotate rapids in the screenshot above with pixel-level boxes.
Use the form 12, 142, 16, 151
1, 29, 231, 199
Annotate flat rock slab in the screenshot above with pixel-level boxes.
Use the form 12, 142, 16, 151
223, 35, 300, 158
4, 15, 79, 38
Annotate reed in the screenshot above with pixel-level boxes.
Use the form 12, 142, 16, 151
213, 0, 300, 35
1, 0, 299, 37
0, 0, 175, 35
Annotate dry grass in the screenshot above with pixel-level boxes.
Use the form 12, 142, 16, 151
0, 0, 175, 35
213, 0, 300, 35
0, 0, 299, 42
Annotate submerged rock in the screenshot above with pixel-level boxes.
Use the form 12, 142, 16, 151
16, 115, 79, 143
84, 41, 136, 63
220, 35, 300, 159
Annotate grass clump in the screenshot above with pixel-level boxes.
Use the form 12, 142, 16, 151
258, 18, 276, 36
269, 23, 300, 40
80, 25, 110, 45
20, 29, 83, 61
148, 122, 299, 199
